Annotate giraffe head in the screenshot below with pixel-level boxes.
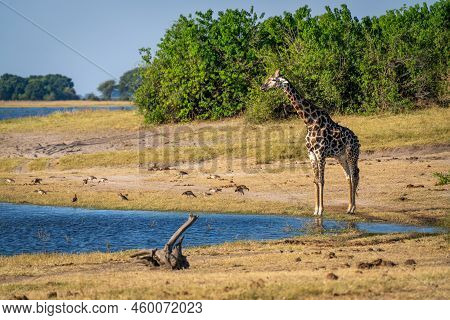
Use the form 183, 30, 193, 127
260, 69, 288, 91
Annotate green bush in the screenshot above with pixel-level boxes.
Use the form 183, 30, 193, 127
135, 8, 263, 123
135, 1, 449, 124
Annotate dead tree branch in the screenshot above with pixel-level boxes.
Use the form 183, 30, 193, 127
132, 213, 198, 270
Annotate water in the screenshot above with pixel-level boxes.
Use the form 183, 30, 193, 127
0, 106, 135, 120
0, 203, 443, 256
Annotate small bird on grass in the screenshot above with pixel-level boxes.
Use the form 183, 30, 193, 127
118, 193, 129, 200
5, 178, 15, 183
31, 178, 42, 185
82, 178, 88, 185
209, 187, 222, 193
34, 189, 47, 195
179, 171, 188, 178
207, 174, 221, 180
235, 185, 249, 195
182, 190, 197, 197
87, 176, 97, 181
72, 194, 78, 202
98, 178, 108, 183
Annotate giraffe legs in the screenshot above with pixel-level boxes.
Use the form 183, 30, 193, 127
317, 158, 325, 216
338, 154, 359, 214
309, 152, 325, 216
348, 160, 359, 214
337, 156, 353, 213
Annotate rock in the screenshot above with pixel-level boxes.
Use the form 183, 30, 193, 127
295, 257, 302, 262
328, 252, 337, 259
326, 273, 339, 280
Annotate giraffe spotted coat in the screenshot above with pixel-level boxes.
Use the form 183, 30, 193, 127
261, 70, 360, 216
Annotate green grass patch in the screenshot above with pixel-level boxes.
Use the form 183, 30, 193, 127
433, 172, 450, 186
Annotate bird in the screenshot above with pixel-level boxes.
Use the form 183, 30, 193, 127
209, 187, 222, 193
98, 178, 108, 183
182, 190, 197, 197
179, 171, 188, 177
203, 192, 212, 196
235, 185, 249, 195
207, 174, 221, 180
72, 194, 78, 202
82, 178, 88, 185
87, 176, 97, 181
34, 189, 47, 195
31, 178, 42, 184
5, 178, 15, 183
118, 193, 129, 200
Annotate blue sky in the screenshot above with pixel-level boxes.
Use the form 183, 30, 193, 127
0, 0, 439, 96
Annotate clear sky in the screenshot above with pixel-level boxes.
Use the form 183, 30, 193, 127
0, 0, 439, 96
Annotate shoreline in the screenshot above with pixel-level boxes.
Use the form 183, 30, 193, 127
0, 100, 135, 108
0, 199, 447, 229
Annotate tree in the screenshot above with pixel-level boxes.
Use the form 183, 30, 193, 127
0, 73, 78, 100
85, 92, 100, 101
0, 74, 27, 100
118, 68, 140, 100
135, 8, 263, 123
97, 80, 117, 100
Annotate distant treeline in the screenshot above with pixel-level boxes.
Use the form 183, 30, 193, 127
93, 68, 140, 101
135, 0, 449, 123
0, 68, 141, 101
0, 74, 78, 101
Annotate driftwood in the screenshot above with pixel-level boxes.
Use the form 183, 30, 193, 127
131, 213, 198, 269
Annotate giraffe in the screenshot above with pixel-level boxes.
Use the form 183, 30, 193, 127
261, 70, 360, 216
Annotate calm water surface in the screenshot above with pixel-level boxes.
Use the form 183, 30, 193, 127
0, 203, 443, 256
0, 106, 134, 120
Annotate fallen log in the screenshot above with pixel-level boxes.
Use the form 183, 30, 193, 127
132, 213, 198, 269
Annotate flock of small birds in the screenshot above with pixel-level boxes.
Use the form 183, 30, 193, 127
3, 170, 250, 204
179, 172, 250, 198
3, 176, 121, 204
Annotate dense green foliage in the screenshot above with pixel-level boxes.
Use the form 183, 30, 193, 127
0, 74, 78, 100
135, 8, 264, 123
136, 1, 448, 123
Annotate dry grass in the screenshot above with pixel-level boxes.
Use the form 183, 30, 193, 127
0, 109, 142, 134
0, 233, 448, 299
0, 100, 134, 107
1, 107, 448, 171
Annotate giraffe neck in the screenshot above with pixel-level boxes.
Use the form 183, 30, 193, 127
280, 81, 317, 126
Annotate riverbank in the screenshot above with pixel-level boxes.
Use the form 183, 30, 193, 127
0, 107, 449, 227
0, 100, 134, 107
0, 232, 448, 299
